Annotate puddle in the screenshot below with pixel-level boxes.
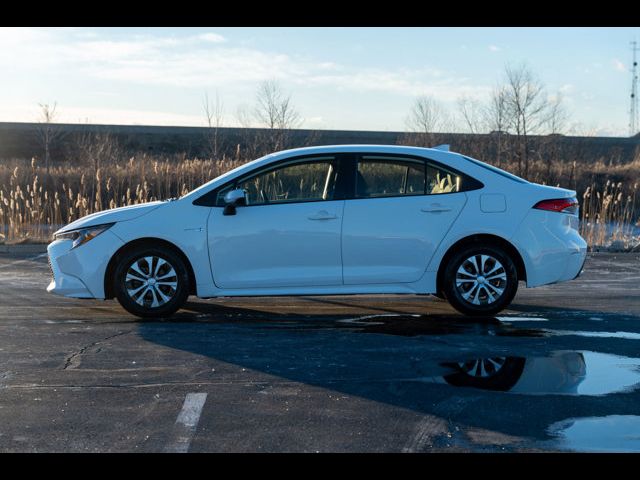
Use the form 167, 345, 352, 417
551, 330, 640, 341
548, 415, 640, 452
496, 316, 549, 322
429, 350, 640, 395
570, 351, 640, 395
44, 320, 85, 324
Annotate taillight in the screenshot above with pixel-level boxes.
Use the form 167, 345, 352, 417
533, 197, 579, 215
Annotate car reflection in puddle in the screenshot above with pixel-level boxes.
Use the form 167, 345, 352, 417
428, 351, 640, 396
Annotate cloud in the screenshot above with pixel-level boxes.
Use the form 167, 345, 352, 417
559, 84, 574, 94
488, 45, 500, 52
0, 28, 500, 130
0, 104, 207, 127
613, 58, 626, 72
197, 32, 226, 43
0, 28, 491, 103
302, 69, 490, 100
304, 116, 327, 128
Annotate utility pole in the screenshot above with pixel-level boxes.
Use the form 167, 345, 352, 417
631, 41, 639, 136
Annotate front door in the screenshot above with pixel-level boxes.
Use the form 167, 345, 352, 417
208, 156, 345, 289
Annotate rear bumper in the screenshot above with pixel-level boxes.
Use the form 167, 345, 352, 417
512, 210, 588, 288
561, 247, 587, 282
572, 251, 588, 280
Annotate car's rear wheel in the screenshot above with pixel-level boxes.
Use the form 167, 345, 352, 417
113, 246, 189, 318
442, 356, 526, 391
442, 243, 518, 316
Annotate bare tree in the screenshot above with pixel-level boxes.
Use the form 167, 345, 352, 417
203, 91, 224, 159
235, 104, 259, 159
73, 128, 122, 208
545, 92, 569, 135
503, 63, 549, 177
35, 102, 63, 176
254, 80, 302, 151
485, 85, 513, 167
236, 104, 254, 129
75, 130, 121, 172
457, 95, 487, 134
541, 92, 570, 180
404, 96, 449, 147
485, 85, 512, 133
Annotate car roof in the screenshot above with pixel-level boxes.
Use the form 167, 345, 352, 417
267, 144, 452, 157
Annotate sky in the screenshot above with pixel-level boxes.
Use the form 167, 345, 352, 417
1, 27, 639, 136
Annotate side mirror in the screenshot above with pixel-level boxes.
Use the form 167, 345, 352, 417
223, 188, 247, 216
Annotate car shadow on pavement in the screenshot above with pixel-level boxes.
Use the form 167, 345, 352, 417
508, 302, 640, 320
136, 299, 640, 447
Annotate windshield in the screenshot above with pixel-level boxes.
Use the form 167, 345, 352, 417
462, 156, 529, 184
179, 152, 273, 200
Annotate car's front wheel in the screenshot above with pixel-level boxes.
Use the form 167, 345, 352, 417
113, 246, 190, 318
442, 243, 518, 316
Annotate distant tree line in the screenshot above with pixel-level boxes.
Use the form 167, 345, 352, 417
30, 63, 636, 190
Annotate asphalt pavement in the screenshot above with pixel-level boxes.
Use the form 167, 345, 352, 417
1, 251, 639, 452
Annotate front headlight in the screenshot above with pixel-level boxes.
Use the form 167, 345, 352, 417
54, 223, 115, 249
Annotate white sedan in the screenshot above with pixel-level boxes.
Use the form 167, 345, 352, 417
47, 145, 587, 317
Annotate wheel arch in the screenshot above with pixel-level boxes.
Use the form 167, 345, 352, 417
104, 237, 197, 299
436, 233, 527, 294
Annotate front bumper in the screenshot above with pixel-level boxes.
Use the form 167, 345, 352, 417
47, 230, 124, 299
47, 251, 93, 298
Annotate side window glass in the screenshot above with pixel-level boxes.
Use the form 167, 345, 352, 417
217, 157, 337, 206
427, 163, 461, 194
356, 157, 425, 198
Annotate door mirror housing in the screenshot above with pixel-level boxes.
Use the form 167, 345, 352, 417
223, 188, 247, 216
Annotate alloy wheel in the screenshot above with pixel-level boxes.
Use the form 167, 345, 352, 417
455, 254, 507, 306
124, 256, 178, 308
457, 357, 507, 378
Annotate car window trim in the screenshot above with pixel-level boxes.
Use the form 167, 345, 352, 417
345, 153, 483, 200
192, 151, 484, 207
192, 153, 350, 207
356, 155, 427, 198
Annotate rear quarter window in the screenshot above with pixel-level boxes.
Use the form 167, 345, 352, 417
427, 161, 483, 194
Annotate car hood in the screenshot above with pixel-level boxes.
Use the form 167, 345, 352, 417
54, 201, 165, 235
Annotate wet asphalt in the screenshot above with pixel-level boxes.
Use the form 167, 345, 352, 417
0, 251, 639, 452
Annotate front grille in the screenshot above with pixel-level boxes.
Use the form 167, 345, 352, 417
47, 256, 54, 280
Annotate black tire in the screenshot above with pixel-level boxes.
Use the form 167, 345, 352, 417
113, 245, 190, 318
432, 291, 447, 300
442, 357, 526, 391
442, 243, 518, 316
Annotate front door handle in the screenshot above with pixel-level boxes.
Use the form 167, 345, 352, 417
308, 210, 337, 220
421, 205, 452, 213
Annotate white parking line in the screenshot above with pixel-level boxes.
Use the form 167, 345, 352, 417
164, 393, 208, 453
0, 253, 48, 270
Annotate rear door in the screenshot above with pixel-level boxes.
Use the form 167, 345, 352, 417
341, 154, 467, 285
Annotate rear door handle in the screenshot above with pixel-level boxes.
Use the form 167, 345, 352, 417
421, 205, 452, 213
308, 210, 337, 220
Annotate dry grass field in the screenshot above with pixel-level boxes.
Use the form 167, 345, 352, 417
1, 151, 639, 250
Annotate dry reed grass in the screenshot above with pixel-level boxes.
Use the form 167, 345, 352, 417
0, 155, 243, 243
1, 153, 639, 249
